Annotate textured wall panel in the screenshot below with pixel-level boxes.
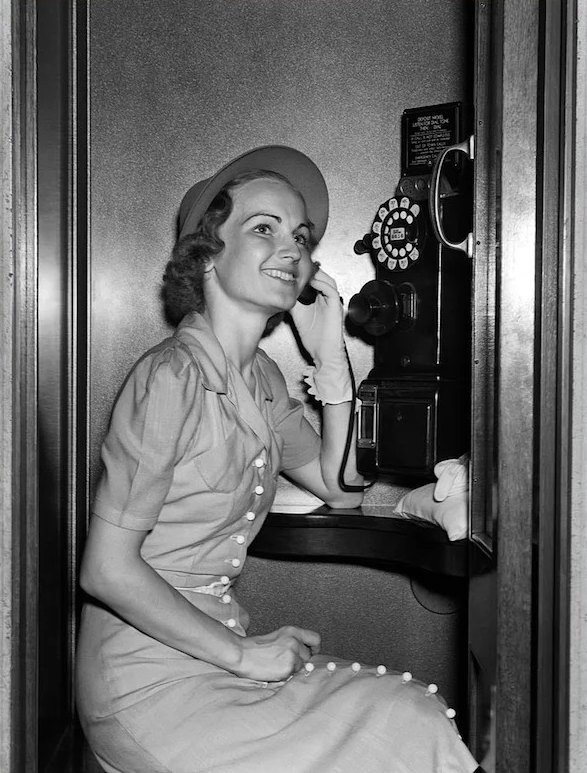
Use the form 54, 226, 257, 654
89, 0, 472, 505
237, 556, 468, 720
87, 0, 472, 736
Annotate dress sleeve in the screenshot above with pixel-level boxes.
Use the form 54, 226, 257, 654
93, 341, 201, 531
261, 355, 321, 471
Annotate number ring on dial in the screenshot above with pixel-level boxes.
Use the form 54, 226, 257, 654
370, 196, 424, 270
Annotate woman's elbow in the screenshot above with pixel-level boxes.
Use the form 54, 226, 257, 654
79, 555, 103, 599
79, 550, 119, 602
323, 490, 364, 510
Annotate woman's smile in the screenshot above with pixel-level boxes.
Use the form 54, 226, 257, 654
262, 267, 298, 284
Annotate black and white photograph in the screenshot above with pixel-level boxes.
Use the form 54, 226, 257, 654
1, 1, 586, 772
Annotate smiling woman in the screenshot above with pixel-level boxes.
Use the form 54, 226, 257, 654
75, 145, 481, 773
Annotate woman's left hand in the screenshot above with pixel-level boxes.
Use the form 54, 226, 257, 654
290, 267, 345, 366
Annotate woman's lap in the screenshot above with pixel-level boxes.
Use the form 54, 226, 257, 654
79, 651, 478, 773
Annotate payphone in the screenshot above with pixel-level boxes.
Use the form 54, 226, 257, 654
349, 103, 473, 480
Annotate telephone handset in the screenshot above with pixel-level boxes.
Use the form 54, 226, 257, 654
297, 284, 318, 305
296, 260, 321, 305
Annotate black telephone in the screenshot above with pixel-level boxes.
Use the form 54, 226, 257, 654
349, 103, 473, 480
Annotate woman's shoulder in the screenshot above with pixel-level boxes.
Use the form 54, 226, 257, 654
127, 335, 203, 392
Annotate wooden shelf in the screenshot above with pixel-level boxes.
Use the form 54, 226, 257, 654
250, 506, 473, 578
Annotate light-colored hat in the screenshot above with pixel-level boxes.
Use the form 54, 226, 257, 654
178, 145, 329, 241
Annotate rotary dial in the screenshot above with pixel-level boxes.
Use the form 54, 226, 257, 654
371, 196, 424, 271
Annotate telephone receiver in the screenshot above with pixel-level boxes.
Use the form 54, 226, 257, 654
297, 261, 321, 305
297, 284, 318, 305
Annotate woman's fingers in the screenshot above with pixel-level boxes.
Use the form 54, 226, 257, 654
282, 627, 321, 669
236, 626, 322, 681
308, 268, 339, 298
294, 626, 321, 654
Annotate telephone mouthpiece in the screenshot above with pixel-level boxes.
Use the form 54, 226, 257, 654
347, 280, 399, 336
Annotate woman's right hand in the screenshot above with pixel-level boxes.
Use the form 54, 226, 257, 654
235, 625, 321, 682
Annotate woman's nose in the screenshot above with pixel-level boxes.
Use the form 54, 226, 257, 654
277, 238, 302, 262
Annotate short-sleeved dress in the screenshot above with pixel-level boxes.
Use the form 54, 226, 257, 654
75, 312, 479, 773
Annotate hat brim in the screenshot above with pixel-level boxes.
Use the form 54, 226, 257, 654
178, 145, 329, 242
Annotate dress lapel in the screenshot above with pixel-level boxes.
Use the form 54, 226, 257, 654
226, 364, 273, 455
175, 313, 276, 461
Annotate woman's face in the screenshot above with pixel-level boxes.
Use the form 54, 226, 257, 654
206, 177, 314, 317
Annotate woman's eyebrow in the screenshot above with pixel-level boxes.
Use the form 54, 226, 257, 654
242, 212, 312, 231
242, 212, 281, 224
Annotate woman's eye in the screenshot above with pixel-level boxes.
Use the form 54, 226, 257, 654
253, 223, 272, 235
295, 233, 309, 246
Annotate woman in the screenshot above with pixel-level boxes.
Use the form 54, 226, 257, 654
76, 145, 481, 773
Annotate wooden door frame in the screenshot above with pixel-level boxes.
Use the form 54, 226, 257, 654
567, 2, 587, 769
1, 1, 88, 771
1, 1, 39, 771
481, 0, 576, 770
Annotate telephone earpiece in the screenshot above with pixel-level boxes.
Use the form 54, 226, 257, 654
297, 261, 321, 304
297, 284, 318, 305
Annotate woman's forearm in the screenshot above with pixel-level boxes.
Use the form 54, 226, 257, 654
319, 400, 364, 508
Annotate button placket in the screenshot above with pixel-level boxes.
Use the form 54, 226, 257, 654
219, 452, 268, 628
239, 453, 266, 530
253, 454, 266, 497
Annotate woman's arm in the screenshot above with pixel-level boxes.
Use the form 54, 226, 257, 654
285, 400, 364, 509
287, 268, 365, 508
80, 515, 320, 681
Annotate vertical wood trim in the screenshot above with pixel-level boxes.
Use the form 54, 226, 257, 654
467, 0, 499, 759
471, 0, 498, 547
556, 2, 578, 769
0, 1, 38, 771
569, 1, 587, 768
70, 2, 90, 764
536, 2, 571, 770
495, 0, 539, 770
535, 1, 558, 769
0, 0, 16, 765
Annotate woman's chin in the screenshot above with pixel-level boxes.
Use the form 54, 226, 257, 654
264, 291, 298, 314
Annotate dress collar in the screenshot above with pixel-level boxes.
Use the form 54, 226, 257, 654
174, 312, 274, 401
